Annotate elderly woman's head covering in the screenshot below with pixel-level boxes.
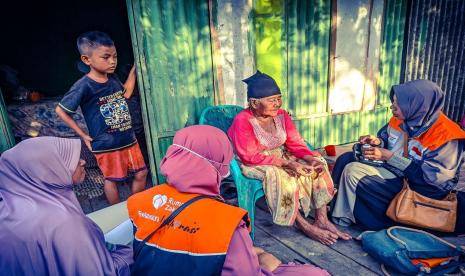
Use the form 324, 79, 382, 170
390, 80, 445, 130
243, 70, 281, 99
160, 125, 233, 196
0, 137, 132, 275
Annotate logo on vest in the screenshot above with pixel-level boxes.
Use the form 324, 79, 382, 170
412, 146, 422, 157
153, 194, 168, 209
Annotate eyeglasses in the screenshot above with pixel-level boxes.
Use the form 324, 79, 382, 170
250, 96, 282, 105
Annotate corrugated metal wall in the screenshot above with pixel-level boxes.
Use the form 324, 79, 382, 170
0, 88, 15, 154
254, 0, 407, 148
286, 0, 330, 117
126, 0, 408, 182
378, 0, 408, 106
403, 0, 465, 122
126, 0, 215, 182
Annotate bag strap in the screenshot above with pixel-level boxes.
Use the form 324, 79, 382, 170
387, 226, 464, 252
134, 194, 217, 258
402, 132, 409, 158
401, 133, 411, 190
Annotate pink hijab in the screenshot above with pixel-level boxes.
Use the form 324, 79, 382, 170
160, 125, 233, 196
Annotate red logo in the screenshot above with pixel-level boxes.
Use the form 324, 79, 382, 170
412, 146, 422, 156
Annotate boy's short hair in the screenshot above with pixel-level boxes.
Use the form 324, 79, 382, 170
77, 31, 114, 55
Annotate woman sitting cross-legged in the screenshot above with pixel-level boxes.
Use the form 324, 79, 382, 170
228, 71, 351, 245
127, 125, 330, 275
331, 79, 465, 235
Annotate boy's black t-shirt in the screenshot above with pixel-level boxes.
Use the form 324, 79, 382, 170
59, 75, 136, 153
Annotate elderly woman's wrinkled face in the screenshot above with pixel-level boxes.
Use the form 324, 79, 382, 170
251, 95, 282, 117
390, 95, 405, 120
72, 159, 87, 185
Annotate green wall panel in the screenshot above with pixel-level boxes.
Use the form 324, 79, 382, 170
287, 0, 331, 116
0, 89, 15, 154
157, 136, 174, 183
125, 0, 406, 181
127, 0, 215, 183
377, 0, 407, 105
254, 0, 406, 148
254, 0, 287, 93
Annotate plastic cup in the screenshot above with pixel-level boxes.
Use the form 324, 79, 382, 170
324, 145, 336, 156
362, 144, 372, 158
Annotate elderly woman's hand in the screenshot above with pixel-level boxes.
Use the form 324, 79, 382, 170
363, 147, 393, 161
303, 156, 325, 174
283, 161, 319, 177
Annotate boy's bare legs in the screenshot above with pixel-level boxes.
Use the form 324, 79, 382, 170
132, 169, 148, 194
104, 179, 120, 205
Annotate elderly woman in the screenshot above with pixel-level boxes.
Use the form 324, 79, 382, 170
128, 125, 330, 275
331, 80, 465, 234
0, 137, 133, 275
228, 71, 350, 245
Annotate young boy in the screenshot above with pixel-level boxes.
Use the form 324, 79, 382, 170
56, 31, 147, 205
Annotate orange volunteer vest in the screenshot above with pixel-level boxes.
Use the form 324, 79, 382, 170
128, 184, 249, 276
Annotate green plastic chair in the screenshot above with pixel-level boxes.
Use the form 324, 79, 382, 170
199, 105, 264, 239
199, 105, 314, 239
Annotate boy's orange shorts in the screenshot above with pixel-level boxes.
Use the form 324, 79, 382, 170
94, 142, 146, 181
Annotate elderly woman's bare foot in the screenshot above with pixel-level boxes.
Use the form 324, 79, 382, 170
314, 219, 352, 240
299, 223, 338, 245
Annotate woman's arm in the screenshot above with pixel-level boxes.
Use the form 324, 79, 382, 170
400, 140, 464, 187
222, 221, 275, 276
228, 113, 287, 166
52, 218, 132, 276
282, 112, 315, 159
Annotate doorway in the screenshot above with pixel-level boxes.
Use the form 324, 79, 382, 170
0, 0, 148, 213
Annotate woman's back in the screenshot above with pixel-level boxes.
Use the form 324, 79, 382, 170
0, 137, 132, 276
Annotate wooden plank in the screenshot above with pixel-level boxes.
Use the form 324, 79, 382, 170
255, 227, 316, 265
316, 224, 383, 274
0, 88, 15, 153
254, 207, 381, 275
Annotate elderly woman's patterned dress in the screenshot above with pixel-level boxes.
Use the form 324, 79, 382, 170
228, 109, 335, 226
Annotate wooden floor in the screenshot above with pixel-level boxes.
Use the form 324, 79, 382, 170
78, 182, 465, 275
77, 143, 465, 275
253, 198, 465, 276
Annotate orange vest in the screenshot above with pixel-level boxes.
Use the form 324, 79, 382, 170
127, 184, 248, 276
388, 112, 465, 151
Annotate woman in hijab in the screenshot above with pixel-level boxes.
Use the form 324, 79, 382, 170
331, 80, 465, 234
227, 71, 350, 245
127, 125, 330, 276
0, 137, 133, 275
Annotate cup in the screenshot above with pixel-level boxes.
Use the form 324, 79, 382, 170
362, 144, 372, 159
324, 145, 336, 156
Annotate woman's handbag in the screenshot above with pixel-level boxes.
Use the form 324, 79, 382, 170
386, 179, 457, 232
385, 133, 458, 232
